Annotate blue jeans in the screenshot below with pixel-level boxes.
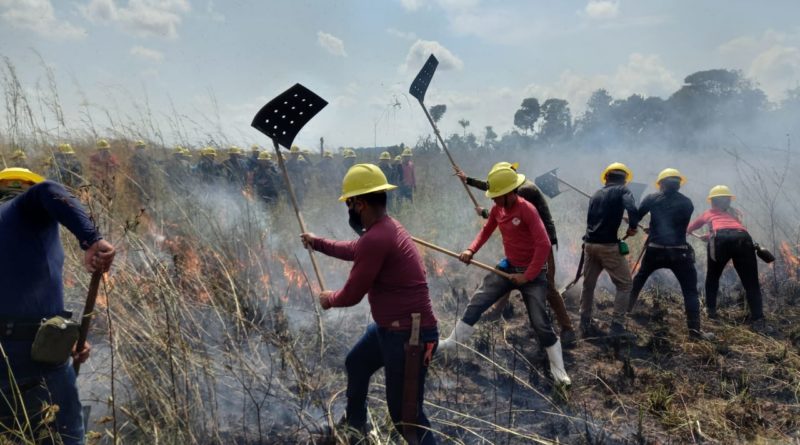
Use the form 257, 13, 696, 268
462, 270, 558, 347
0, 341, 84, 445
345, 323, 438, 444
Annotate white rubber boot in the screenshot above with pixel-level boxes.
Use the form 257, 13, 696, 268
545, 339, 572, 386
437, 321, 475, 355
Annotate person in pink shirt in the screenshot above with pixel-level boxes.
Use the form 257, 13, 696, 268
301, 164, 438, 444
438, 165, 571, 386
399, 148, 416, 202
687, 185, 763, 328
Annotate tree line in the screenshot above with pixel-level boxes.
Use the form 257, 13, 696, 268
416, 69, 800, 153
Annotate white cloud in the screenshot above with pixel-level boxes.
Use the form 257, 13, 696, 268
401, 39, 464, 73
130, 45, 164, 62
718, 30, 800, 100
317, 31, 347, 57
82, 0, 191, 39
522, 53, 679, 114
206, 0, 224, 22
0, 0, 86, 40
399, 0, 426, 11
585, 0, 619, 20
387, 27, 417, 40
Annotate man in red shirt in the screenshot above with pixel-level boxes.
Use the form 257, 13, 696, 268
301, 164, 438, 444
687, 185, 763, 327
439, 165, 571, 386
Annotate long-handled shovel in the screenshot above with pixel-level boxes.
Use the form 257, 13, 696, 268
251, 83, 328, 291
411, 236, 512, 280
74, 270, 103, 433
409, 55, 480, 209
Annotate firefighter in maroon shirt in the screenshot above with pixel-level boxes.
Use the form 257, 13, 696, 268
301, 164, 438, 444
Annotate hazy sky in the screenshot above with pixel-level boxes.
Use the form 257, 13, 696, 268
2, 0, 799, 149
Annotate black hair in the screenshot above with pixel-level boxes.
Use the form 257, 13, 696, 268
356, 191, 387, 208
605, 171, 627, 184
660, 177, 681, 192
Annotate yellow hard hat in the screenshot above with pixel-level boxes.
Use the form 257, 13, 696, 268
343, 149, 356, 159
339, 163, 398, 201
655, 168, 686, 186
58, 143, 75, 154
401, 148, 413, 157
0, 167, 45, 184
601, 162, 633, 184
11, 149, 26, 160
298, 155, 307, 163
250, 144, 260, 152
228, 146, 243, 155
707, 185, 734, 201
379, 151, 391, 160
134, 140, 146, 148
201, 147, 217, 157
290, 145, 301, 153
173, 145, 185, 155
489, 161, 519, 175
485, 166, 526, 198
96, 139, 110, 150
302, 149, 311, 155
258, 151, 273, 160
394, 155, 402, 162
323, 151, 333, 159
42, 157, 54, 167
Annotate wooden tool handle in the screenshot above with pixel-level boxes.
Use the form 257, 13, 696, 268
411, 236, 512, 279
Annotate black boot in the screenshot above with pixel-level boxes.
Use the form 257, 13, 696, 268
687, 315, 715, 341
608, 322, 636, 341
580, 316, 604, 338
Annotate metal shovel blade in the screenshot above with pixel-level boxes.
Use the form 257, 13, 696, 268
534, 169, 561, 199
251, 83, 328, 149
627, 182, 647, 204
409, 54, 439, 102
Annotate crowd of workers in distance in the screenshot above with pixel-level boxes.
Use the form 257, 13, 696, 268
0, 137, 768, 444
9, 140, 419, 208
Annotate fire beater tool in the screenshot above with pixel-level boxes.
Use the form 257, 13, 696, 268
411, 236, 512, 280
74, 270, 103, 432
252, 83, 328, 291
409, 54, 480, 208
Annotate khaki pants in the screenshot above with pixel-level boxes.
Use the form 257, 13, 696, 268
579, 242, 631, 325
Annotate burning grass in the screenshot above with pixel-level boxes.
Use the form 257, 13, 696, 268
0, 143, 797, 444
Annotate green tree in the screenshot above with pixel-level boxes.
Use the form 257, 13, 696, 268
458, 119, 470, 137
429, 104, 447, 123
539, 98, 572, 143
513, 97, 540, 134
484, 125, 498, 148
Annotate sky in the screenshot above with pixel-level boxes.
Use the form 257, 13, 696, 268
1, 0, 800, 149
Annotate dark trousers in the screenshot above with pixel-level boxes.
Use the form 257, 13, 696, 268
630, 245, 700, 318
462, 270, 558, 348
345, 323, 438, 444
705, 230, 763, 319
0, 344, 84, 445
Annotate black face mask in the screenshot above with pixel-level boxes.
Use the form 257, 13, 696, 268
348, 207, 365, 236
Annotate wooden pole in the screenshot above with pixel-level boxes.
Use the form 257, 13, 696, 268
73, 271, 103, 375
416, 100, 480, 208
411, 236, 512, 280
273, 140, 327, 291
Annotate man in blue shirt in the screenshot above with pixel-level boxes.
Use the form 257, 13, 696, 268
0, 167, 115, 445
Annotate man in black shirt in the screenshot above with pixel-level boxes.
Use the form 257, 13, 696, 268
628, 169, 711, 339
580, 162, 639, 339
